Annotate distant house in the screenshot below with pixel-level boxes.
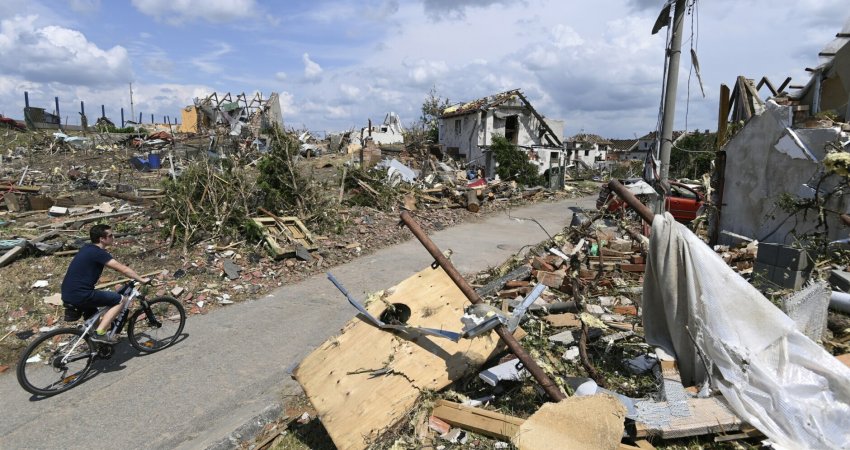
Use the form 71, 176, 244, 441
608, 138, 639, 162
626, 130, 689, 162
564, 133, 612, 169
438, 89, 564, 177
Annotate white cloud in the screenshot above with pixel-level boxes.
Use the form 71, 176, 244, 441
0, 15, 132, 86
131, 0, 259, 24
275, 71, 287, 81
340, 84, 361, 100
406, 60, 448, 85
551, 24, 583, 48
302, 53, 323, 79
278, 91, 297, 116
191, 42, 232, 74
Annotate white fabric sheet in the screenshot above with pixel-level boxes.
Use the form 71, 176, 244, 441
642, 213, 850, 449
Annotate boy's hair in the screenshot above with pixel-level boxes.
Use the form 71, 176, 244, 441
90, 224, 111, 243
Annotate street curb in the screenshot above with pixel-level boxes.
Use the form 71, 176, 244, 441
205, 402, 284, 450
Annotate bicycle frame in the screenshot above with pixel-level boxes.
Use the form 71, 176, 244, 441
60, 282, 143, 364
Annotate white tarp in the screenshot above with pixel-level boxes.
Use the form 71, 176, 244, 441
643, 213, 850, 449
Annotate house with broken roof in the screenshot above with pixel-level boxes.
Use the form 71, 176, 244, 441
608, 138, 639, 162
564, 133, 612, 169
438, 89, 564, 177
710, 25, 850, 248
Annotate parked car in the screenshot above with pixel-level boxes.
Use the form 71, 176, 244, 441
596, 179, 704, 223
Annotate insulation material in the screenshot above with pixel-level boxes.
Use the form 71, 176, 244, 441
642, 213, 850, 449
780, 281, 830, 341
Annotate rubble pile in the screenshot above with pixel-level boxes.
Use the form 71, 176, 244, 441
271, 201, 850, 450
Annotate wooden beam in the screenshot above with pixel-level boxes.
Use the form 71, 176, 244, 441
717, 84, 731, 148
777, 77, 792, 93
756, 77, 778, 96
432, 400, 525, 440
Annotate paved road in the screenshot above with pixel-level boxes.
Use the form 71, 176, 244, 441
0, 195, 596, 450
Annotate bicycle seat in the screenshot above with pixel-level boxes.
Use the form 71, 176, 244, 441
63, 303, 97, 322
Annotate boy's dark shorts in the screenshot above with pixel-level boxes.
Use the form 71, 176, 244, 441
66, 289, 122, 308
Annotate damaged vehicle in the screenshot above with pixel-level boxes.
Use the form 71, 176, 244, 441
597, 178, 703, 222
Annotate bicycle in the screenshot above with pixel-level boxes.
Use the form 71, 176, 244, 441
16, 280, 187, 396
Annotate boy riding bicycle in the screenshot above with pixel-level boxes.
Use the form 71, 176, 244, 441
61, 224, 150, 344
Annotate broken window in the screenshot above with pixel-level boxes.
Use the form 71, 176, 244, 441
584, 149, 590, 157
454, 119, 461, 136
505, 115, 518, 144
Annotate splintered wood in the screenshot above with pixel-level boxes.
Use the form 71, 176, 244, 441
293, 266, 505, 450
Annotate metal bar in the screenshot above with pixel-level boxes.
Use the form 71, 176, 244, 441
607, 180, 655, 225
399, 211, 566, 402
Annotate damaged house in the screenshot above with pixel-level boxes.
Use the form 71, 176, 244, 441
711, 28, 850, 248
564, 133, 612, 170
437, 89, 564, 177
179, 91, 284, 136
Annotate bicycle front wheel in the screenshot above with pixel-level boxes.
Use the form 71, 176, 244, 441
128, 297, 186, 352
16, 328, 95, 396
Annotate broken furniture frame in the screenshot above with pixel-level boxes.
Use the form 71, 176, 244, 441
399, 211, 566, 402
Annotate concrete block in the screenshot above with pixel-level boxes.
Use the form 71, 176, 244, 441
756, 243, 780, 265
775, 245, 811, 271
828, 270, 850, 293
771, 267, 810, 290
753, 261, 772, 278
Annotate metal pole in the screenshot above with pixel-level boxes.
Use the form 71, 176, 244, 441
399, 211, 567, 402
121, 108, 125, 127
55, 97, 61, 131
608, 180, 655, 225
24, 91, 29, 108
101, 105, 106, 118
658, 0, 687, 186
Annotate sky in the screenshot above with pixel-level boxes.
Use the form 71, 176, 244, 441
0, 0, 847, 139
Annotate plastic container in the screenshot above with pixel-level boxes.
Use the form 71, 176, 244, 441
148, 153, 161, 169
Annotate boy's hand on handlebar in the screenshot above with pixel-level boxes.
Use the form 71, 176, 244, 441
139, 277, 151, 285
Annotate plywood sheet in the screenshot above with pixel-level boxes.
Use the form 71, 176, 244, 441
512, 394, 627, 450
293, 266, 504, 450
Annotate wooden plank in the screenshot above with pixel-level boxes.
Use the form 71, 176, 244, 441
635, 396, 743, 439
0, 244, 26, 268
431, 400, 524, 440
293, 267, 506, 450
0, 184, 41, 193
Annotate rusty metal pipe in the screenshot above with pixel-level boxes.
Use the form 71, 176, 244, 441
399, 211, 566, 402
608, 179, 655, 225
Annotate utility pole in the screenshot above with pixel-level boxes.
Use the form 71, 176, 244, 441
129, 82, 135, 122
658, 0, 687, 187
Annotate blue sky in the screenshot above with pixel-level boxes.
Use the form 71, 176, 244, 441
0, 0, 847, 139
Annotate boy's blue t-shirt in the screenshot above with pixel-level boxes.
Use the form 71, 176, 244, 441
61, 244, 114, 304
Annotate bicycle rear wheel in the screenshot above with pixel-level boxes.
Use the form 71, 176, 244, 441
128, 296, 186, 352
16, 328, 95, 396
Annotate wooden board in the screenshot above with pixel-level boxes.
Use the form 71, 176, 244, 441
635, 396, 743, 439
293, 266, 505, 450
431, 400, 524, 440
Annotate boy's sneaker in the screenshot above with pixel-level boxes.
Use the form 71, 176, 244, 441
89, 332, 118, 345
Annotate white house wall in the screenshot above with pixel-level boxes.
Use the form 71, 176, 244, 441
718, 100, 850, 245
